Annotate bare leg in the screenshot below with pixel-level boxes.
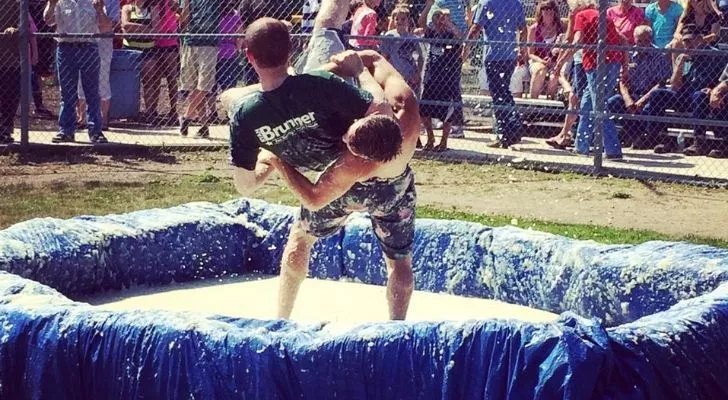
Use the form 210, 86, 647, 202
314, 0, 350, 31
184, 90, 207, 120
101, 98, 110, 128
545, 70, 560, 98
384, 254, 414, 320
529, 62, 547, 99
422, 117, 435, 149
277, 222, 319, 319
436, 121, 451, 150
77, 99, 86, 125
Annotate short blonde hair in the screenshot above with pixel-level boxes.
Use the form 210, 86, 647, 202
633, 24, 652, 39
567, 0, 597, 11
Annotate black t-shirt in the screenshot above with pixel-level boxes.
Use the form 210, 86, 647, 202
229, 70, 373, 171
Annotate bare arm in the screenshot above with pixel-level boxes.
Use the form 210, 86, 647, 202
95, 0, 114, 32
179, 0, 190, 32
268, 152, 377, 211
670, 54, 687, 91
555, 31, 583, 72
44, 0, 58, 27
358, 50, 420, 140
703, 21, 720, 43
462, 23, 482, 62
231, 162, 276, 197
418, 0, 435, 29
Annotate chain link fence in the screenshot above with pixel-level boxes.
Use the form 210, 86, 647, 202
1, 0, 728, 185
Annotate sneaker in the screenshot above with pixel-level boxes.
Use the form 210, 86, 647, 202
683, 142, 708, 156
196, 125, 210, 138
179, 118, 191, 136
488, 140, 509, 149
631, 136, 656, 150
34, 107, 54, 119
653, 143, 675, 154
52, 133, 75, 143
450, 125, 465, 138
605, 153, 623, 160
707, 148, 728, 159
89, 133, 108, 144
0, 134, 13, 144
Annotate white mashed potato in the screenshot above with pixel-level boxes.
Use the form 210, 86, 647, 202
85, 275, 557, 323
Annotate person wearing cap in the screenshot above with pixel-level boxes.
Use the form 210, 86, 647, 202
641, 23, 726, 154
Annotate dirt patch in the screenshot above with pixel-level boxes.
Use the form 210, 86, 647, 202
2, 151, 727, 240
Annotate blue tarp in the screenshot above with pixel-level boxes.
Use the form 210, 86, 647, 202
1, 198, 728, 399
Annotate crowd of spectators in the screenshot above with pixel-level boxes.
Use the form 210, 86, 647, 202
1, 0, 727, 159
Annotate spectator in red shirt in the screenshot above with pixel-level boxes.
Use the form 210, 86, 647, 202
607, 0, 647, 44
349, 0, 381, 49
555, 0, 627, 158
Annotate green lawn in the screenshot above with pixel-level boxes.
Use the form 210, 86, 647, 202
2, 173, 726, 248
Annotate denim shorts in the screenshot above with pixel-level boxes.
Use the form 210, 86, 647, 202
299, 167, 417, 260
301, 29, 350, 74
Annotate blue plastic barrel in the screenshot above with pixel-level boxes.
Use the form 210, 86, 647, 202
109, 49, 142, 120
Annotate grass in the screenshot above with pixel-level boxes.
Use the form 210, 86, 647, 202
2, 173, 727, 249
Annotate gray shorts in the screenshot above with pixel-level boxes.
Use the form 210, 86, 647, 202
299, 167, 417, 260
300, 29, 349, 74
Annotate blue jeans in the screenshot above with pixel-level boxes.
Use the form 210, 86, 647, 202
575, 63, 622, 156
486, 59, 522, 145
57, 43, 102, 136
642, 88, 705, 142
606, 94, 646, 144
571, 62, 587, 98
692, 90, 728, 142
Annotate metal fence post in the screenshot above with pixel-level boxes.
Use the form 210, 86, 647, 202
19, 0, 31, 148
592, 0, 609, 174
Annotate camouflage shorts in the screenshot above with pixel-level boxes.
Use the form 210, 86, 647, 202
299, 166, 416, 260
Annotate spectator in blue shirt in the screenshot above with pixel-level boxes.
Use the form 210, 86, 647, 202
465, 0, 527, 148
606, 25, 672, 148
644, 0, 683, 48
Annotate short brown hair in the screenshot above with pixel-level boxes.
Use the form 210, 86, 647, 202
350, 115, 403, 162
245, 18, 291, 68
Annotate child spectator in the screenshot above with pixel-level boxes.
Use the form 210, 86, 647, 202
418, 7, 464, 151
380, 6, 424, 92
350, 0, 381, 49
